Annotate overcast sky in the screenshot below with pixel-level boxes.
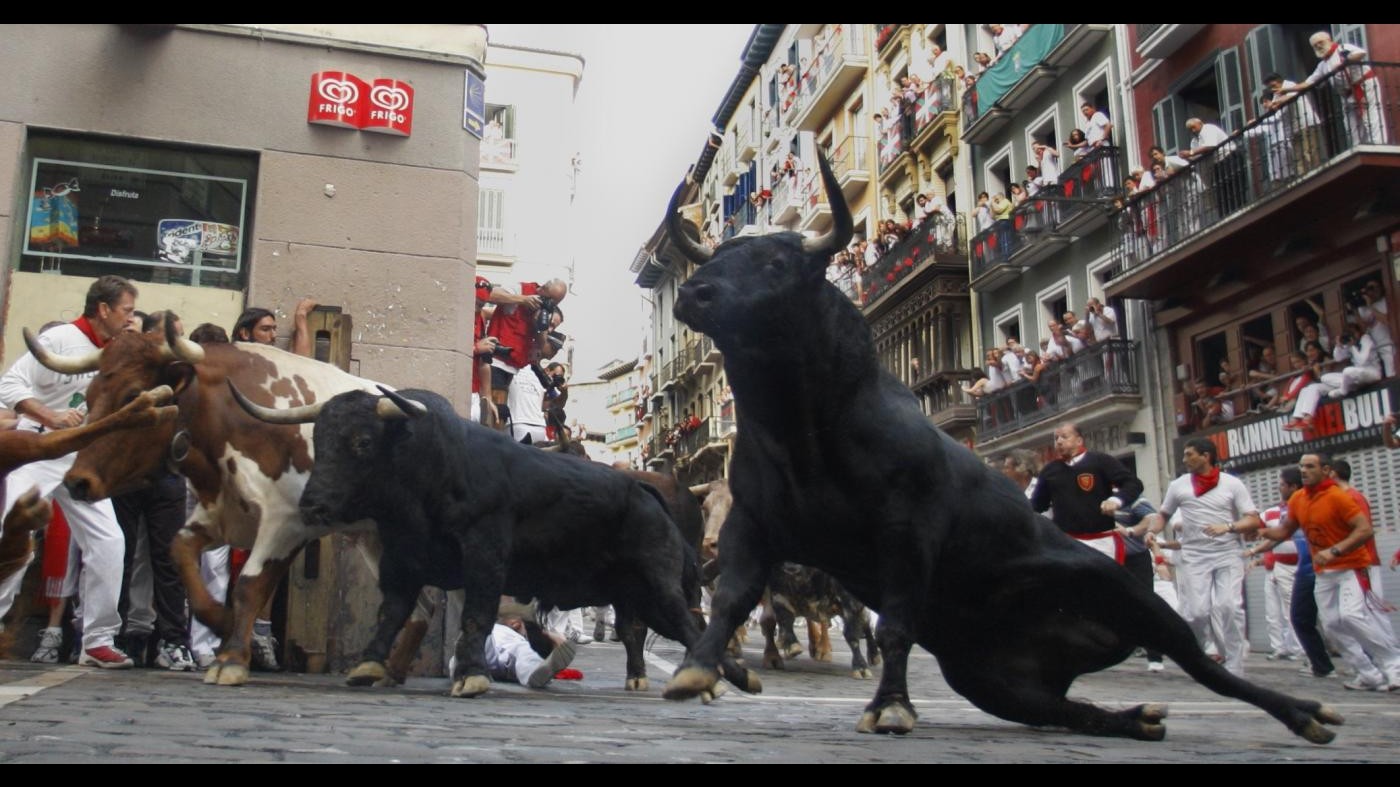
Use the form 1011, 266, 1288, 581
487, 24, 755, 379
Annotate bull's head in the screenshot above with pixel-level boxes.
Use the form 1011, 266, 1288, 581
25, 323, 202, 501
670, 153, 852, 347
229, 383, 425, 527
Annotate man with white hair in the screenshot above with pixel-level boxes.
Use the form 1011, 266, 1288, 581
1280, 31, 1386, 146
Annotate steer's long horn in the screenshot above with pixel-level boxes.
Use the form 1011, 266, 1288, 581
163, 315, 205, 364
228, 380, 324, 424
665, 168, 714, 264
375, 386, 428, 420
688, 483, 712, 499
23, 327, 102, 375
801, 153, 854, 257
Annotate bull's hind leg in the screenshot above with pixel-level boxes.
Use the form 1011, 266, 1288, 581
856, 616, 917, 734
840, 607, 872, 679
207, 545, 301, 686
612, 604, 649, 691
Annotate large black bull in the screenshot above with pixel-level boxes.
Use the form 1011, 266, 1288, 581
233, 385, 749, 697
657, 154, 1343, 744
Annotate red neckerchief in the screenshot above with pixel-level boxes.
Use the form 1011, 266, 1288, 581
1191, 467, 1221, 497
71, 316, 109, 349
1305, 478, 1337, 496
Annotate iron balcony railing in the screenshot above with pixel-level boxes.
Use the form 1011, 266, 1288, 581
874, 24, 902, 52
480, 137, 518, 166
722, 200, 758, 240
606, 386, 638, 408
674, 417, 712, 458
1114, 62, 1400, 278
976, 339, 1140, 441
912, 75, 957, 138
831, 135, 869, 180
606, 424, 639, 445
1056, 144, 1123, 224
477, 227, 510, 256
798, 25, 863, 106
878, 112, 914, 176
861, 212, 966, 304
770, 169, 804, 219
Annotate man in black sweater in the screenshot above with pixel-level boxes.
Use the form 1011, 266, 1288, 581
1031, 422, 1164, 670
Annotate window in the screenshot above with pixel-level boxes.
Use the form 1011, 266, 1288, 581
1289, 293, 1328, 351
984, 144, 1013, 200
1246, 25, 1323, 98
20, 134, 255, 290
993, 304, 1023, 347
1153, 50, 1246, 152
485, 104, 515, 140
1196, 331, 1230, 390
478, 187, 508, 256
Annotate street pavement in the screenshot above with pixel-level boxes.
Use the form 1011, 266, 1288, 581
0, 627, 1397, 763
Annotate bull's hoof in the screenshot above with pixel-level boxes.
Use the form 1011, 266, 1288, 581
663, 666, 718, 701
1138, 703, 1168, 724
855, 711, 879, 734
1315, 704, 1346, 726
700, 682, 729, 705
625, 677, 649, 692
375, 674, 403, 688
1134, 723, 1167, 742
762, 652, 785, 670
783, 642, 804, 660
346, 661, 388, 687
742, 671, 763, 694
204, 662, 249, 686
450, 675, 490, 698
852, 667, 873, 680
874, 705, 916, 735
813, 650, 832, 663
869, 651, 882, 667
1299, 720, 1337, 745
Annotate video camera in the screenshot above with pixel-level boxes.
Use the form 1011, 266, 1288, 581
533, 296, 559, 332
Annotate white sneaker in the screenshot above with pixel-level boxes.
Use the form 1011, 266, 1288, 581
193, 650, 217, 670
526, 641, 577, 688
1342, 677, 1387, 692
30, 627, 62, 664
566, 628, 594, 645
1147, 661, 1165, 672
155, 640, 197, 671
250, 632, 281, 671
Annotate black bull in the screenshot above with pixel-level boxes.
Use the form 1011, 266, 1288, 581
242, 385, 749, 697
657, 153, 1342, 744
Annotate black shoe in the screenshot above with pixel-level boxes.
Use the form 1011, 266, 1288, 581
122, 633, 150, 669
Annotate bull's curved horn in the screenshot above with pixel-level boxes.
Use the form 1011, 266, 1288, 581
665, 169, 714, 264
227, 380, 324, 425
801, 153, 854, 257
688, 483, 712, 499
163, 315, 205, 364
375, 386, 428, 420
23, 327, 102, 375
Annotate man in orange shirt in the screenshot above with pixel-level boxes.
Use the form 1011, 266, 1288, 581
1259, 452, 1400, 691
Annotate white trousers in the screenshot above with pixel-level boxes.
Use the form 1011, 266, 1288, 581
1343, 81, 1388, 146
484, 622, 543, 684
190, 546, 230, 660
1314, 566, 1400, 687
1322, 367, 1381, 398
0, 453, 124, 650
545, 606, 584, 637
511, 423, 549, 445
1177, 551, 1247, 676
1293, 381, 1337, 419
1264, 563, 1302, 657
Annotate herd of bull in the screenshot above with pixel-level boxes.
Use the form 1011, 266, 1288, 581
0, 152, 1353, 747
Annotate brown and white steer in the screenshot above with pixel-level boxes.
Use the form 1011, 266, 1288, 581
28, 326, 386, 686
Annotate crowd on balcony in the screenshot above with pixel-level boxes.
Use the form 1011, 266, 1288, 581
1177, 280, 1394, 435
826, 191, 955, 305
961, 299, 1120, 409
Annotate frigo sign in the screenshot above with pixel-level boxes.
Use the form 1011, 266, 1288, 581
307, 72, 414, 137
1177, 381, 1398, 473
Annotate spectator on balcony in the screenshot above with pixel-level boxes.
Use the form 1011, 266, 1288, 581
1279, 32, 1386, 148
1183, 118, 1230, 161
1081, 103, 1113, 150
782, 152, 802, 187
1191, 379, 1235, 429
988, 24, 1021, 58
974, 191, 993, 232
1009, 183, 1028, 207
1071, 321, 1096, 350
1245, 91, 1294, 184
990, 192, 1013, 222
861, 237, 880, 270
899, 76, 919, 114
1271, 351, 1315, 414
827, 252, 860, 303
928, 43, 954, 77
1085, 298, 1119, 342
482, 117, 508, 163
1000, 339, 1024, 380
913, 193, 933, 226
1032, 141, 1061, 186
1353, 278, 1394, 377
1263, 72, 1324, 173
1283, 335, 1374, 432
972, 51, 992, 74
1066, 128, 1090, 162
1246, 344, 1281, 412
962, 350, 1008, 398
1149, 144, 1191, 176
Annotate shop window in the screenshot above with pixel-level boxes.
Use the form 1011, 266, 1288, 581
1288, 293, 1329, 352
20, 134, 254, 290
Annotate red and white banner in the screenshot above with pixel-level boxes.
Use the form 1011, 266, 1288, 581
308, 72, 414, 137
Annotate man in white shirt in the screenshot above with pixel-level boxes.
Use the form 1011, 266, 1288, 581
1184, 118, 1230, 160
1264, 73, 1324, 173
1033, 141, 1060, 185
0, 276, 139, 669
1085, 297, 1118, 342
506, 363, 550, 445
1159, 439, 1261, 677
1081, 103, 1113, 148
1185, 117, 1244, 220
1355, 279, 1393, 377
1280, 31, 1386, 147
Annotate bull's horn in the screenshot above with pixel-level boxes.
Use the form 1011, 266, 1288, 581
23, 327, 102, 375
801, 153, 854, 257
163, 315, 205, 364
688, 483, 712, 498
665, 168, 713, 264
375, 386, 428, 420
227, 380, 323, 424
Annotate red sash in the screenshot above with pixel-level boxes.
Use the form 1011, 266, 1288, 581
1070, 530, 1125, 565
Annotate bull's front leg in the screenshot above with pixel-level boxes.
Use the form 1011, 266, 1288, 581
613, 604, 649, 691
664, 507, 769, 701
205, 525, 305, 686
854, 528, 922, 734
347, 562, 421, 688
449, 539, 506, 699
0, 488, 49, 595
171, 525, 222, 634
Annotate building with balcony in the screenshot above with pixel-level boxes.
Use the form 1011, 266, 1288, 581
474, 41, 584, 285
950, 24, 1163, 487
1118, 23, 1400, 640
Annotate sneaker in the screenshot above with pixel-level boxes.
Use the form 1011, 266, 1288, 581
566, 628, 594, 645
78, 645, 135, 670
155, 640, 196, 671
1281, 418, 1309, 432
1326, 389, 1346, 400
193, 650, 217, 670
30, 627, 62, 664
1342, 677, 1387, 691
123, 633, 150, 669
250, 632, 281, 671
526, 641, 577, 688
1147, 660, 1165, 672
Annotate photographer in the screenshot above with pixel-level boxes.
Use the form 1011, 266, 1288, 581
483, 278, 567, 431
542, 362, 570, 443
1085, 297, 1118, 342
1324, 322, 1382, 398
